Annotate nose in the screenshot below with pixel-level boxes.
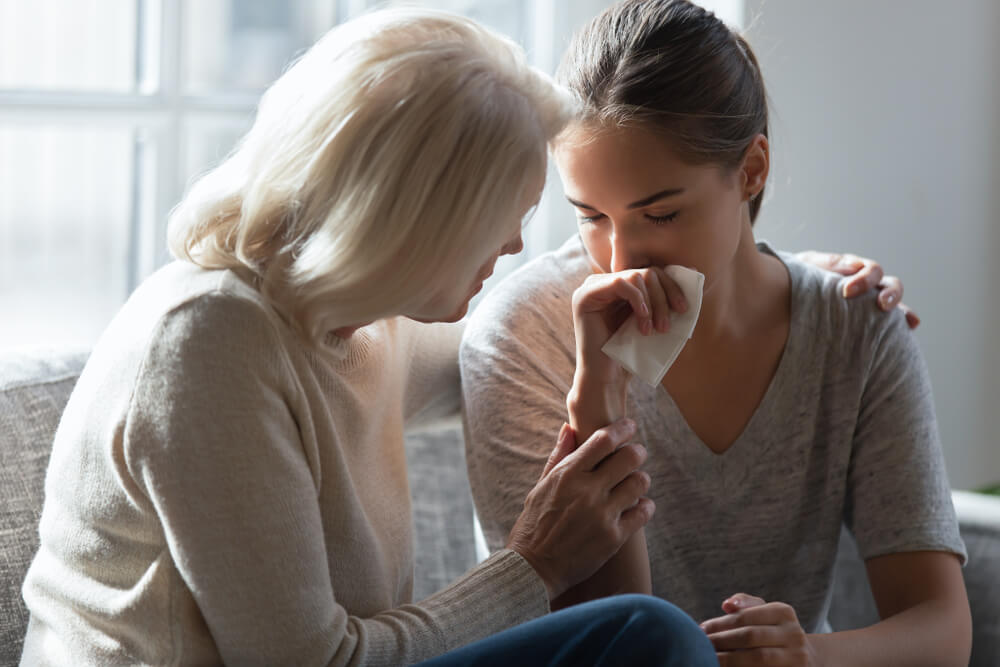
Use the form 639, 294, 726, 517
501, 233, 524, 257
609, 227, 646, 273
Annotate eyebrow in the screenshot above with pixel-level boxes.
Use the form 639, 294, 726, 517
566, 188, 685, 211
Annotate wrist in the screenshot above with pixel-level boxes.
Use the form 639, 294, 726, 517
804, 633, 829, 667
567, 373, 628, 438
568, 371, 627, 410
506, 541, 560, 600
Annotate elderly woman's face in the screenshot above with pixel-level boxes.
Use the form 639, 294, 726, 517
408, 172, 541, 324
437, 228, 525, 322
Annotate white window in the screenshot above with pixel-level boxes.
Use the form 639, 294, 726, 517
1, 0, 744, 347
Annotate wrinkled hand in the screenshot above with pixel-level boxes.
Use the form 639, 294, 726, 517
701, 593, 819, 667
506, 418, 654, 600
571, 267, 688, 385
796, 250, 919, 329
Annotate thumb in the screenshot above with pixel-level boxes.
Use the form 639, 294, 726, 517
541, 423, 576, 478
722, 593, 766, 614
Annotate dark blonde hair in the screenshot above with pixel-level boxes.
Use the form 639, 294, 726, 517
556, 0, 769, 223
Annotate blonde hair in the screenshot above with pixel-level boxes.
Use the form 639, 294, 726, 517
168, 8, 575, 342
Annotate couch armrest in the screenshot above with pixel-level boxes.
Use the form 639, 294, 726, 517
829, 490, 1000, 667
953, 491, 1000, 667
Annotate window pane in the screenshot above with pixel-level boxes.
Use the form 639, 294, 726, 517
0, 0, 139, 92
182, 118, 251, 186
0, 126, 134, 347
357, 0, 528, 46
182, 0, 332, 94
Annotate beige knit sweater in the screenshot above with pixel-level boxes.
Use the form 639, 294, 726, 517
21, 261, 548, 666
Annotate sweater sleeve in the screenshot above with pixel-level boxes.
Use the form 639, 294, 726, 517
125, 294, 545, 666
399, 318, 464, 428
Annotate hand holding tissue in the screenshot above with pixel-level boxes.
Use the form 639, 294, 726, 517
601, 265, 705, 386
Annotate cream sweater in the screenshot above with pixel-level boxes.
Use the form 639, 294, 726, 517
21, 261, 547, 666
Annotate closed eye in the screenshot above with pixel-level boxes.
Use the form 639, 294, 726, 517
577, 213, 606, 224
646, 211, 679, 225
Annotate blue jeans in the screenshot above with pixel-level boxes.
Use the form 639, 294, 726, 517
415, 594, 718, 666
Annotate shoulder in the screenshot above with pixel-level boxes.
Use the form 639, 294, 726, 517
770, 245, 911, 357
143, 262, 292, 358
86, 261, 299, 400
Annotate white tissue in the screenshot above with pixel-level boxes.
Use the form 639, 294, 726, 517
600, 265, 705, 387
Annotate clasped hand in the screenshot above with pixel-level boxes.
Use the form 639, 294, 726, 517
701, 593, 820, 667
505, 419, 654, 600
571, 266, 688, 385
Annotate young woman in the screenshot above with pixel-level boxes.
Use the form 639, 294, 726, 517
461, 1, 970, 666
19, 9, 720, 666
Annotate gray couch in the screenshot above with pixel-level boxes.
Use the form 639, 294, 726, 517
2, 347, 999, 666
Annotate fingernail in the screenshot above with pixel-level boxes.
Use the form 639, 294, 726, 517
882, 293, 896, 307
641, 302, 649, 316
845, 282, 861, 297
557, 422, 572, 448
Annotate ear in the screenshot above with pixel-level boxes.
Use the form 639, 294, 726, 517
740, 134, 769, 202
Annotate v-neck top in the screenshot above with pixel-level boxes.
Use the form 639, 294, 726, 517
649, 242, 799, 486
461, 234, 966, 632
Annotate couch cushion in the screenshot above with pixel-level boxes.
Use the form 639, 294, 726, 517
0, 347, 87, 665
404, 420, 478, 601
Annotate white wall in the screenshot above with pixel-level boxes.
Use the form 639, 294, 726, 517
743, 0, 1000, 489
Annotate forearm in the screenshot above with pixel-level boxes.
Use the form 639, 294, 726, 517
558, 370, 651, 606
808, 598, 971, 667
551, 531, 651, 610
566, 369, 627, 440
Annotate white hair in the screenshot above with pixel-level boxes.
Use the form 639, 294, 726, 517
167, 7, 576, 343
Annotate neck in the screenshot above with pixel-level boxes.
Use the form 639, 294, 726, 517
690, 222, 777, 344
331, 322, 372, 339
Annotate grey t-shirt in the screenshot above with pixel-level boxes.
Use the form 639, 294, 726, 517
460, 235, 966, 632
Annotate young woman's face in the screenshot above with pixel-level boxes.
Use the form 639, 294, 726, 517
553, 124, 752, 292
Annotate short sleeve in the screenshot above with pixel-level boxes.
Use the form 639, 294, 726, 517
844, 311, 967, 565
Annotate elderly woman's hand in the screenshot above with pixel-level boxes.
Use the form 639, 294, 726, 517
796, 250, 919, 329
506, 418, 654, 601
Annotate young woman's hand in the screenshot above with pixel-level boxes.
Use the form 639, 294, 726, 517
700, 593, 820, 667
505, 418, 654, 601
796, 250, 919, 329
571, 267, 688, 386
